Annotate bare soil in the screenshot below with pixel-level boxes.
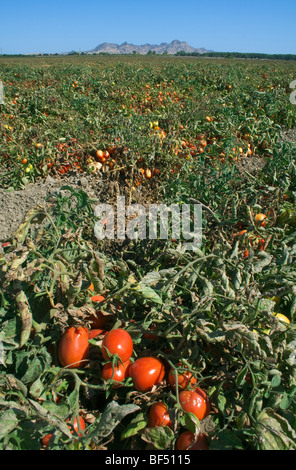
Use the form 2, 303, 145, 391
0, 174, 103, 242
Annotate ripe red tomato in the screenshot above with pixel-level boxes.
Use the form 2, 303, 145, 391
148, 402, 172, 428
67, 415, 86, 436
58, 326, 89, 369
41, 416, 86, 447
88, 329, 106, 339
176, 431, 208, 450
179, 388, 210, 421
101, 328, 133, 362
129, 356, 165, 392
168, 364, 197, 390
101, 359, 131, 383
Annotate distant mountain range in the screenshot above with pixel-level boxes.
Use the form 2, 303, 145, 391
85, 40, 210, 55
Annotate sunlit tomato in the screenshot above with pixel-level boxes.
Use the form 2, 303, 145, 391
255, 213, 267, 227
95, 149, 104, 160
274, 313, 290, 324
90, 294, 105, 303
129, 357, 165, 392
101, 328, 133, 362
176, 431, 208, 450
179, 388, 210, 421
101, 359, 130, 383
145, 168, 152, 179
168, 364, 197, 390
41, 416, 86, 447
148, 402, 172, 428
58, 326, 89, 369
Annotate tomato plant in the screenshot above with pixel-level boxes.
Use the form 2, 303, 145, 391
1, 55, 296, 451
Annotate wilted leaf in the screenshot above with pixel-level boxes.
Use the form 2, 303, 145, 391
0, 409, 19, 440
92, 401, 140, 441
141, 425, 174, 449
255, 408, 296, 450
15, 290, 32, 348
132, 285, 162, 305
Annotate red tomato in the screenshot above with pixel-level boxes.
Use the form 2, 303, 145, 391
41, 433, 52, 447
148, 402, 172, 428
168, 364, 197, 390
101, 328, 133, 362
176, 431, 208, 450
90, 294, 105, 303
58, 326, 89, 369
101, 359, 130, 383
179, 388, 210, 421
88, 329, 106, 339
129, 357, 165, 392
67, 415, 86, 436
41, 416, 86, 447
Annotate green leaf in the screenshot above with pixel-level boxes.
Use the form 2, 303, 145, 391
217, 393, 227, 413
183, 412, 200, 433
210, 429, 244, 450
270, 374, 281, 388
121, 412, 148, 440
255, 408, 296, 450
236, 365, 248, 387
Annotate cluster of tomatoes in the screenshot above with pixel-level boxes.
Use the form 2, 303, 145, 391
56, 324, 211, 450
233, 212, 268, 258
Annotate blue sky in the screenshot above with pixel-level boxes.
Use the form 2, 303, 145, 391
0, 0, 295, 55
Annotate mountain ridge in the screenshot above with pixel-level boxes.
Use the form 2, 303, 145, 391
86, 40, 210, 55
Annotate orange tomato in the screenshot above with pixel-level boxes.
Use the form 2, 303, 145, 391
255, 213, 267, 226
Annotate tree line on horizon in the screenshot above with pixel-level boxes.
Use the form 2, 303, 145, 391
176, 50, 296, 61
1, 50, 295, 61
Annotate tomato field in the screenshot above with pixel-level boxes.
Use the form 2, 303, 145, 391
0, 54, 296, 450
